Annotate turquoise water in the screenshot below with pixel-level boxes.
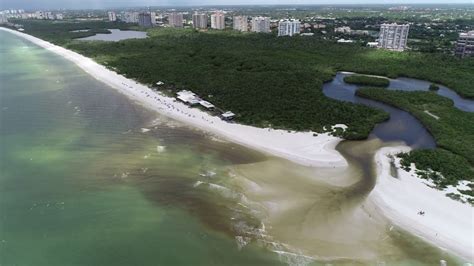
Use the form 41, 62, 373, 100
0, 31, 282, 266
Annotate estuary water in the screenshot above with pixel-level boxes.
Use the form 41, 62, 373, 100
77, 29, 148, 42
323, 72, 474, 148
0, 30, 466, 265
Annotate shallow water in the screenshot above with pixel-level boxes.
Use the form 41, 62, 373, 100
0, 31, 467, 265
77, 29, 148, 42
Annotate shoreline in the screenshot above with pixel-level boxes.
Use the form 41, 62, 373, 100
4, 27, 472, 262
0, 27, 347, 168
369, 146, 473, 262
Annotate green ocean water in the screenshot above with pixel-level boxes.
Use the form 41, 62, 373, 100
0, 31, 283, 266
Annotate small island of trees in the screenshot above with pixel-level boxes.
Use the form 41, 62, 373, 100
343, 75, 390, 87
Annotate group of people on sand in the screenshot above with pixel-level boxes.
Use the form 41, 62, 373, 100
126, 83, 218, 125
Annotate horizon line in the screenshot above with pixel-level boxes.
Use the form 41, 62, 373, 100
4, 2, 474, 11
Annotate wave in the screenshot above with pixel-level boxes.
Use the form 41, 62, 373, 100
272, 250, 314, 266
192, 175, 330, 266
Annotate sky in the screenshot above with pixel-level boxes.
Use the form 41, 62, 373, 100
1, 0, 472, 10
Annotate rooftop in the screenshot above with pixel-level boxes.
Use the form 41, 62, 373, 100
459, 31, 474, 37
199, 100, 215, 109
222, 111, 235, 118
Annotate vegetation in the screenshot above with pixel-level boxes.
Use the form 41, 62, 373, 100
356, 88, 474, 190
343, 75, 390, 87
10, 20, 474, 100
4, 21, 474, 141
398, 149, 473, 188
429, 84, 440, 91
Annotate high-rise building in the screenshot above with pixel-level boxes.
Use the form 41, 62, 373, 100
124, 12, 139, 23
45, 12, 54, 20
35, 11, 44, 19
150, 12, 157, 25
377, 23, 409, 51
211, 11, 225, 30
251, 16, 271, 33
192, 12, 208, 29
168, 12, 183, 28
107, 11, 117, 22
233, 16, 248, 32
138, 12, 152, 28
0, 13, 8, 24
455, 31, 474, 58
278, 19, 301, 37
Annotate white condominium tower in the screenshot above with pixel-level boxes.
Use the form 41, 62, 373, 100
251, 16, 270, 33
150, 12, 157, 25
211, 11, 225, 30
233, 16, 248, 32
278, 19, 301, 36
377, 23, 410, 51
168, 12, 183, 28
455, 31, 474, 58
192, 12, 208, 29
0, 13, 8, 23
124, 12, 139, 23
107, 11, 116, 22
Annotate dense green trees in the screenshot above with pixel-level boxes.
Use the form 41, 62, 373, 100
398, 149, 473, 188
343, 75, 389, 87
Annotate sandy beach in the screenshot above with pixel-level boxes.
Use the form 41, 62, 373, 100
0, 27, 346, 168
370, 146, 474, 262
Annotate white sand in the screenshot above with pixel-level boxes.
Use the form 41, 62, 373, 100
370, 146, 474, 262
1, 27, 347, 168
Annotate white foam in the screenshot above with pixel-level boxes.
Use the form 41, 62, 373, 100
193, 181, 204, 188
